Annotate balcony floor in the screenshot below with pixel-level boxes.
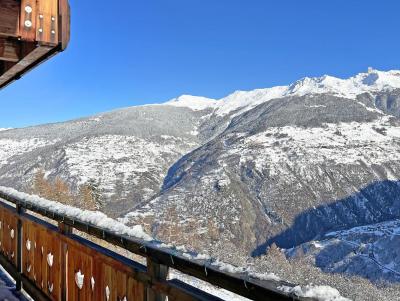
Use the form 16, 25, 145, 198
0, 266, 28, 301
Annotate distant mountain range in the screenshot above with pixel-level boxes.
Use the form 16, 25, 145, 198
1, 69, 400, 290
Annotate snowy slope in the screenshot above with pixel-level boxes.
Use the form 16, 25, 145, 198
0, 105, 210, 216
287, 219, 400, 283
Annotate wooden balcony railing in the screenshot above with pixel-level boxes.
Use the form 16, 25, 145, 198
0, 188, 312, 301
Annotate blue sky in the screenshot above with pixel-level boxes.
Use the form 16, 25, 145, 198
1, 0, 400, 128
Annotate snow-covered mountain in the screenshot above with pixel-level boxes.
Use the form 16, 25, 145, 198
0, 105, 211, 216
167, 68, 400, 117
1, 69, 400, 296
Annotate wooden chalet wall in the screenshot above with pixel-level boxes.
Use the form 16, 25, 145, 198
0, 0, 70, 89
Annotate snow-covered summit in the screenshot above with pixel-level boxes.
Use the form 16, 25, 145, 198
216, 68, 400, 116
165, 95, 218, 111
287, 68, 400, 98
164, 69, 400, 116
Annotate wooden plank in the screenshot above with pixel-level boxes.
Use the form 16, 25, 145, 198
0, 0, 20, 37
22, 219, 35, 283
1, 207, 18, 266
147, 258, 169, 301
58, 223, 71, 301
20, 0, 38, 41
16, 204, 24, 291
58, 0, 70, 50
67, 243, 94, 301
0, 38, 20, 62
36, 0, 58, 45
21, 218, 63, 301
0, 44, 53, 87
0, 208, 4, 255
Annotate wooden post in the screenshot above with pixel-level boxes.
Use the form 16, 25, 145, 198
59, 222, 72, 301
16, 204, 25, 291
146, 257, 169, 301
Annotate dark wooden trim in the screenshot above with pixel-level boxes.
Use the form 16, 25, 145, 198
16, 204, 24, 291
0, 38, 20, 62
0, 0, 20, 37
147, 257, 169, 301
0, 43, 58, 89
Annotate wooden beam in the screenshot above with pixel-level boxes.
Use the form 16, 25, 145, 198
0, 44, 54, 88
0, 38, 20, 62
0, 0, 20, 37
58, 0, 70, 50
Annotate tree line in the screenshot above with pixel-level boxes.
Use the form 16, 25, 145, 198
31, 169, 101, 211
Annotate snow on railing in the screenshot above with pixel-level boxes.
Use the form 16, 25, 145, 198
0, 186, 325, 301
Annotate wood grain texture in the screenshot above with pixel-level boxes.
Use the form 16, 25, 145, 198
0, 0, 20, 37
58, 0, 70, 50
0, 44, 53, 86
0, 38, 20, 62
20, 0, 38, 41
0, 0, 70, 89
0, 207, 18, 266
66, 237, 145, 301
36, 0, 58, 45
22, 219, 62, 301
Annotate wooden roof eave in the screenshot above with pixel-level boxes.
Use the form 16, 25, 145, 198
0, 0, 70, 90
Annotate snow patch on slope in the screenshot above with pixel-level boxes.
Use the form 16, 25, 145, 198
0, 138, 58, 165
165, 95, 218, 111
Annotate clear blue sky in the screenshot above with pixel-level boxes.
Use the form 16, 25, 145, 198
1, 0, 399, 128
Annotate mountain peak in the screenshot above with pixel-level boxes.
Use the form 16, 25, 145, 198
162, 69, 400, 116
215, 69, 400, 116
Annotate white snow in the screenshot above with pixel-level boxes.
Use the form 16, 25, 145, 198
0, 186, 153, 242
165, 95, 218, 111
0, 138, 58, 165
236, 117, 400, 172
163, 69, 400, 117
64, 135, 196, 196
75, 270, 84, 290
216, 69, 400, 116
279, 285, 351, 301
